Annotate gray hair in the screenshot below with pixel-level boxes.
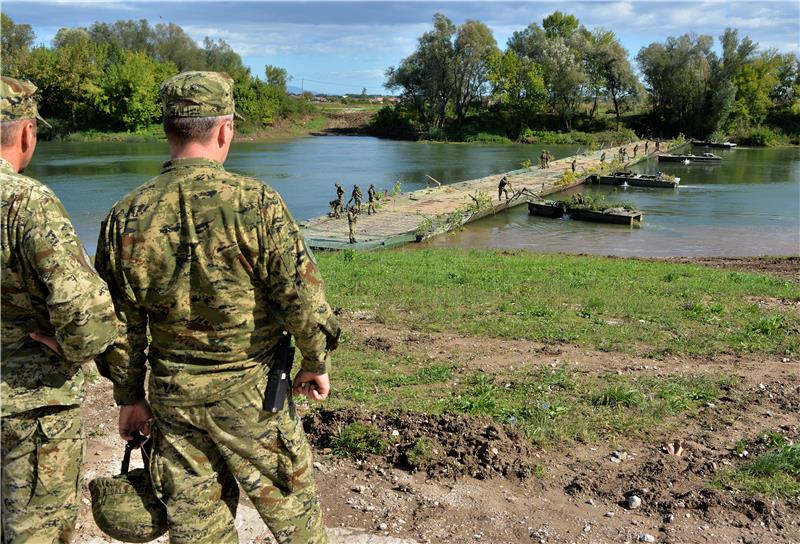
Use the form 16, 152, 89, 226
163, 114, 233, 144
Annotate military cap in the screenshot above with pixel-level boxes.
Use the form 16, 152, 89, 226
160, 71, 243, 119
0, 76, 51, 128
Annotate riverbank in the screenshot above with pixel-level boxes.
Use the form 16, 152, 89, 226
75, 250, 799, 543
52, 109, 374, 143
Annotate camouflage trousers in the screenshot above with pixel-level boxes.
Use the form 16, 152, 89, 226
1, 405, 83, 544
150, 375, 326, 544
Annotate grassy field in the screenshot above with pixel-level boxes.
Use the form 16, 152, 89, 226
312, 249, 799, 500
319, 249, 799, 358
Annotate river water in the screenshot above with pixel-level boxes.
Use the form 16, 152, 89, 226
26, 137, 799, 257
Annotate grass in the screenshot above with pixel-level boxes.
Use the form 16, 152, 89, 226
318, 250, 800, 358
714, 443, 800, 502
322, 331, 732, 445
330, 422, 388, 458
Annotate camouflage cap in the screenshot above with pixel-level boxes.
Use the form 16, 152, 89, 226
0, 76, 51, 128
160, 71, 243, 120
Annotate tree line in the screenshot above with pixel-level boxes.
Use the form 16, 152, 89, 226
0, 14, 308, 133
382, 12, 800, 143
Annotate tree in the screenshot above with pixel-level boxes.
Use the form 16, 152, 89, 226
1, 14, 35, 77
487, 49, 546, 134
637, 34, 714, 134
542, 11, 579, 40
597, 40, 639, 129
385, 13, 456, 128
539, 37, 585, 129
264, 65, 289, 91
95, 50, 176, 130
152, 23, 204, 70
452, 20, 498, 125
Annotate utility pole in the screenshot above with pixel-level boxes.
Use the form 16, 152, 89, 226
301, 78, 304, 94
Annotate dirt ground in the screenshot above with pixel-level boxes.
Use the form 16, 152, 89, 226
660, 256, 799, 282
75, 258, 799, 543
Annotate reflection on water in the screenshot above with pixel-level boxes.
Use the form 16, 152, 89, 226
26, 138, 800, 257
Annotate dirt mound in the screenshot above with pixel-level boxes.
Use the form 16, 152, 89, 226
304, 408, 538, 480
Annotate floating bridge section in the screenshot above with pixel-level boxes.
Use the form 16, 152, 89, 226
301, 140, 676, 250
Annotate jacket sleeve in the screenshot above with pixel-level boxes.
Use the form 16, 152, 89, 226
94, 210, 149, 405
257, 189, 340, 374
21, 188, 118, 364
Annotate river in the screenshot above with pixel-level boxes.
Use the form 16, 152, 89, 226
25, 136, 799, 257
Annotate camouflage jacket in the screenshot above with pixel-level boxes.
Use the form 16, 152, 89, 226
95, 157, 340, 407
1, 158, 118, 416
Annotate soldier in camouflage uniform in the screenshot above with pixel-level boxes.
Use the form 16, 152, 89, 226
94, 71, 340, 544
333, 183, 344, 218
347, 208, 357, 243
367, 184, 377, 215
1, 76, 118, 543
350, 185, 362, 213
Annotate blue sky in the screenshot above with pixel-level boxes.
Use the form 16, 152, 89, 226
4, 1, 799, 95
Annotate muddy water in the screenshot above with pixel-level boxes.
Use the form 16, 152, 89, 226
26, 138, 799, 257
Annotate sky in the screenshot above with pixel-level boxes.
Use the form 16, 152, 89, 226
4, 1, 799, 95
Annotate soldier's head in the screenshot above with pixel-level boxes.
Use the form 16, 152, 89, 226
160, 71, 243, 163
0, 76, 49, 172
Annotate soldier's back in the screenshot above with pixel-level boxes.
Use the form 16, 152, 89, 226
101, 157, 290, 405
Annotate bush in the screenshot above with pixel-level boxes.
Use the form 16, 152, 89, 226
405, 437, 444, 471
731, 125, 787, 147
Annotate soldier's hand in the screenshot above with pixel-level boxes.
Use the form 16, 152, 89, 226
118, 400, 154, 441
29, 332, 63, 356
292, 371, 330, 402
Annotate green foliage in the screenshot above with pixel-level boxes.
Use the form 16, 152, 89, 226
714, 444, 800, 501
591, 385, 643, 407
4, 13, 306, 135
331, 422, 387, 458
94, 50, 177, 130
406, 437, 443, 471
559, 193, 637, 212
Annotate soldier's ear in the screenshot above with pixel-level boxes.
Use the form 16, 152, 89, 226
20, 120, 37, 162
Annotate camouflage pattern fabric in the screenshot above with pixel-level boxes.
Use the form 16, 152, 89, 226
1, 405, 83, 543
160, 71, 242, 119
95, 157, 340, 407
347, 210, 357, 244
150, 375, 326, 544
0, 76, 51, 127
367, 185, 376, 215
1, 157, 118, 417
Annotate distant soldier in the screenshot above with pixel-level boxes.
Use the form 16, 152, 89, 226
545, 150, 552, 168
350, 184, 362, 212
600, 152, 606, 162
655, 139, 661, 151
329, 199, 341, 218
633, 144, 639, 157
367, 183, 377, 215
1, 76, 118, 542
571, 159, 577, 173
619, 146, 627, 162
498, 175, 513, 200
645, 141, 649, 154
347, 208, 357, 243
539, 150, 547, 169
334, 182, 345, 216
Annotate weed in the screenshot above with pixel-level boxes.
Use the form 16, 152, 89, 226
591, 385, 643, 408
714, 444, 800, 501
406, 437, 443, 471
331, 422, 387, 458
